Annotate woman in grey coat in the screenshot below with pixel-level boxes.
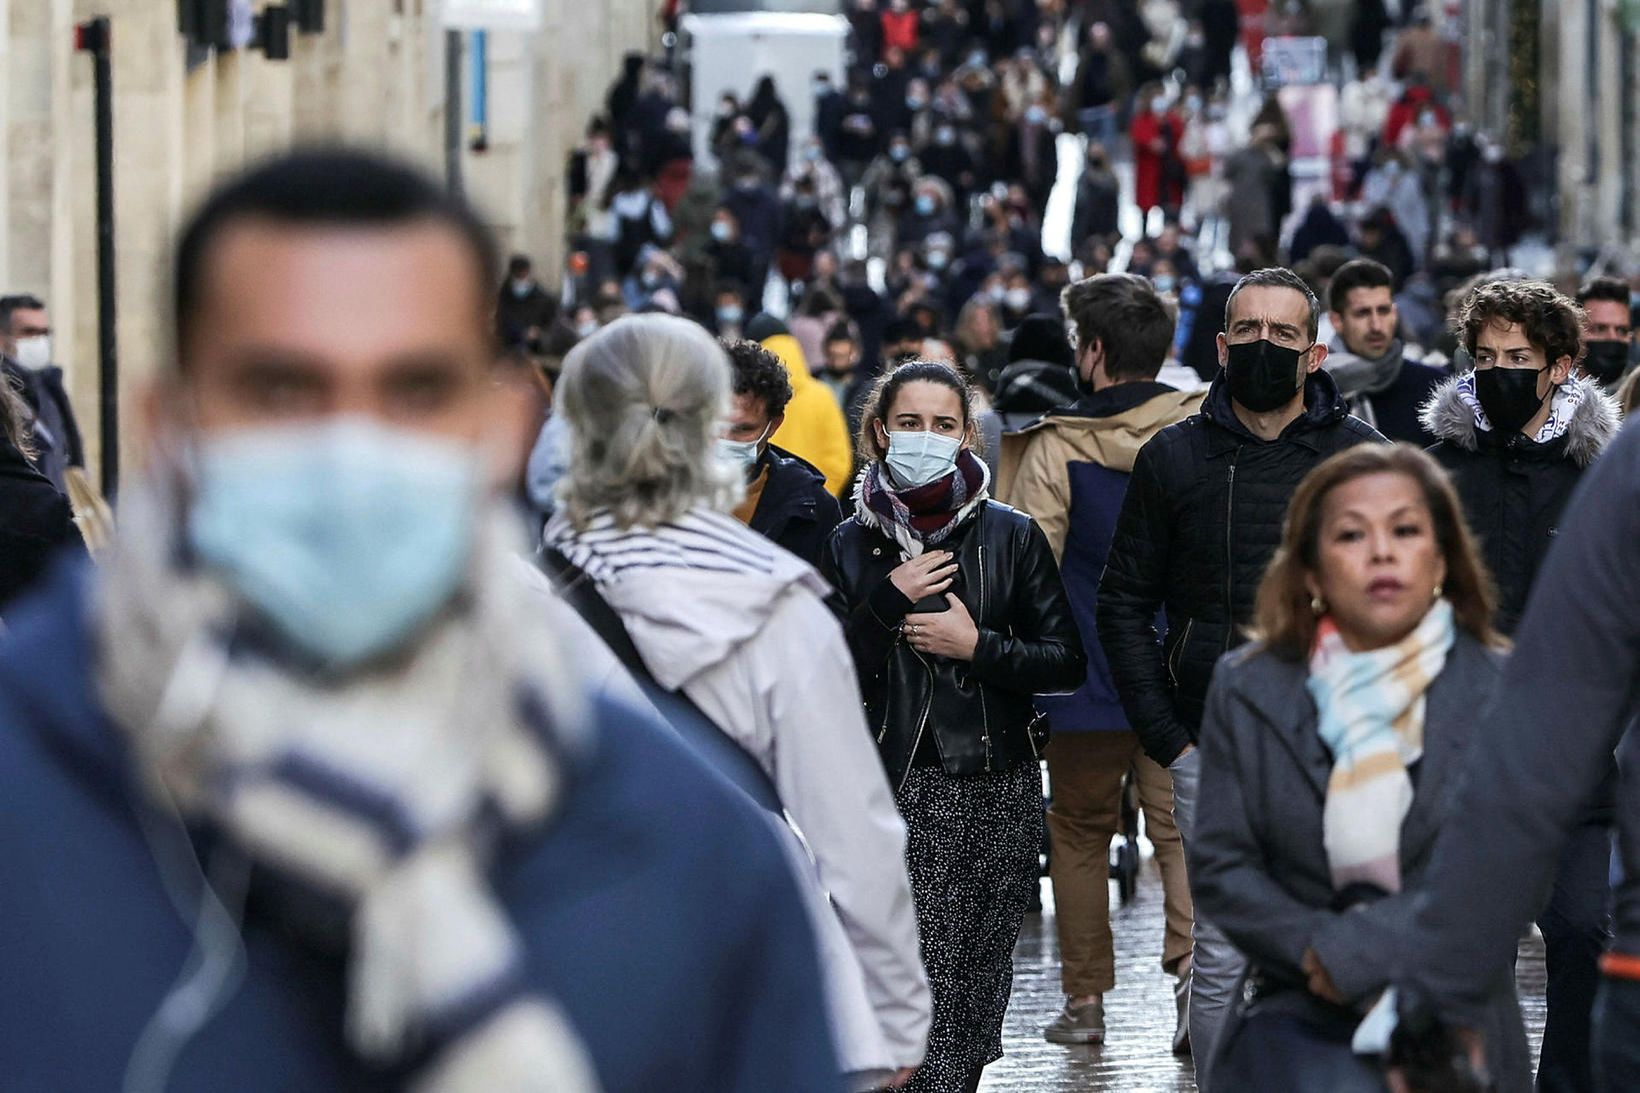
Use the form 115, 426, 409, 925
1189, 444, 1531, 1092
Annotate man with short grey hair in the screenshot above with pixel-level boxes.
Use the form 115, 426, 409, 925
1096, 266, 1384, 1085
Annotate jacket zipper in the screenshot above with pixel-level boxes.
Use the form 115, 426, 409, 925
1223, 446, 1241, 652
1167, 618, 1195, 688
898, 648, 936, 794
977, 542, 992, 772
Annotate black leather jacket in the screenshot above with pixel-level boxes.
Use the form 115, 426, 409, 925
821, 499, 1085, 792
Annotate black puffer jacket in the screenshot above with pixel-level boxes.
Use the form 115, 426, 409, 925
1097, 371, 1384, 766
822, 495, 1086, 792
1422, 374, 1620, 636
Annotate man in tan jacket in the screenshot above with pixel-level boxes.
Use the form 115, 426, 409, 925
998, 273, 1204, 1052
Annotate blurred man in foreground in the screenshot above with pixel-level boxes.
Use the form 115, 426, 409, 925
0, 148, 839, 1092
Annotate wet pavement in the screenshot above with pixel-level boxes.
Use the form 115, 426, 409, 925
980, 853, 1549, 1091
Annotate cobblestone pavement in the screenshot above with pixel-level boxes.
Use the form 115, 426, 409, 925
981, 857, 1549, 1091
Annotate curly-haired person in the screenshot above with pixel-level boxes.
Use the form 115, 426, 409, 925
1419, 276, 1621, 1093
719, 338, 842, 567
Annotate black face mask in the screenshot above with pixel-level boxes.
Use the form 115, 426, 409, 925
1582, 341, 1629, 386
1225, 338, 1307, 413
1474, 365, 1550, 435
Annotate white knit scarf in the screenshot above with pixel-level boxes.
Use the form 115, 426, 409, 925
97, 475, 600, 1092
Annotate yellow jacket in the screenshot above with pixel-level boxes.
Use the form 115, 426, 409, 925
762, 333, 854, 496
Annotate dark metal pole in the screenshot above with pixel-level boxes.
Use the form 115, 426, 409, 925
445, 29, 463, 196
77, 18, 118, 497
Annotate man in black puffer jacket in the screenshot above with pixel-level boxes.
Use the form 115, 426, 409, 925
1096, 266, 1383, 1084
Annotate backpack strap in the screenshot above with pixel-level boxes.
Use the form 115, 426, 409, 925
539, 547, 783, 815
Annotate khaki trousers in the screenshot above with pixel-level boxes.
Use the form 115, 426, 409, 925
1044, 731, 1193, 997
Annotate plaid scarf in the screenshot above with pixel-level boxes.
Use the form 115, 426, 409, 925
856, 449, 990, 557
1305, 598, 1455, 895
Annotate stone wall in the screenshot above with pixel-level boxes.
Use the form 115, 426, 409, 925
0, 0, 654, 483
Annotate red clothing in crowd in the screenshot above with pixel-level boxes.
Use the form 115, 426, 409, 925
1383, 86, 1450, 148
1132, 109, 1185, 213
881, 9, 920, 55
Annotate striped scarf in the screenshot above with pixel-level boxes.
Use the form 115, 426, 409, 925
98, 475, 599, 1092
543, 507, 783, 585
1306, 598, 1455, 895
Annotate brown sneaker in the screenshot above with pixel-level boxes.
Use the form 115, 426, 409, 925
1043, 996, 1106, 1045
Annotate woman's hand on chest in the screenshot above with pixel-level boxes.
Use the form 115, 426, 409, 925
903, 594, 980, 661
888, 550, 958, 602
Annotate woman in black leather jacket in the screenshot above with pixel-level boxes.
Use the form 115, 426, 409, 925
821, 360, 1084, 1093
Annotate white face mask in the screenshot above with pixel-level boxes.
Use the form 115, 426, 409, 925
13, 335, 50, 371
884, 429, 962, 487
717, 424, 772, 472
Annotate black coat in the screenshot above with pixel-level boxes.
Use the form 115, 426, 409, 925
822, 497, 1085, 791
0, 431, 73, 612
1423, 375, 1619, 636
495, 285, 558, 352
748, 446, 842, 570
4, 360, 84, 493
1072, 168, 1121, 246
1096, 372, 1384, 766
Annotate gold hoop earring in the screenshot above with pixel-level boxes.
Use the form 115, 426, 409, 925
1310, 594, 1326, 616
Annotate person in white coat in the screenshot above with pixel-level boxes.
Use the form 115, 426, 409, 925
543, 313, 932, 1090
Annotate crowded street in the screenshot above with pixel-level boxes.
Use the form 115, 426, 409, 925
0, 0, 1637, 1091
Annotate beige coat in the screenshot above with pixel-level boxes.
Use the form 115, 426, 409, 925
997, 386, 1207, 559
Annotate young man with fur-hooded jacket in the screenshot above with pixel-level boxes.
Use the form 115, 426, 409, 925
1420, 277, 1621, 1093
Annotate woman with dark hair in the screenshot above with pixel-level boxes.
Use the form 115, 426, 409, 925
821, 360, 1085, 1093
1188, 444, 1530, 1091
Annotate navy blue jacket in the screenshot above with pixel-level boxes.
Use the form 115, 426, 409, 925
748, 444, 843, 570
0, 566, 841, 1093
1026, 383, 1195, 734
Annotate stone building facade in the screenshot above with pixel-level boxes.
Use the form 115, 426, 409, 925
0, 0, 653, 480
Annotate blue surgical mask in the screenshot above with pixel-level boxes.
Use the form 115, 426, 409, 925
717, 424, 771, 472
884, 429, 962, 487
710, 220, 733, 242
186, 417, 482, 670
915, 194, 936, 216
717, 304, 744, 326
1153, 274, 1177, 293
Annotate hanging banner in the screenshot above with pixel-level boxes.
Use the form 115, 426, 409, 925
1261, 36, 1327, 89
442, 0, 542, 31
